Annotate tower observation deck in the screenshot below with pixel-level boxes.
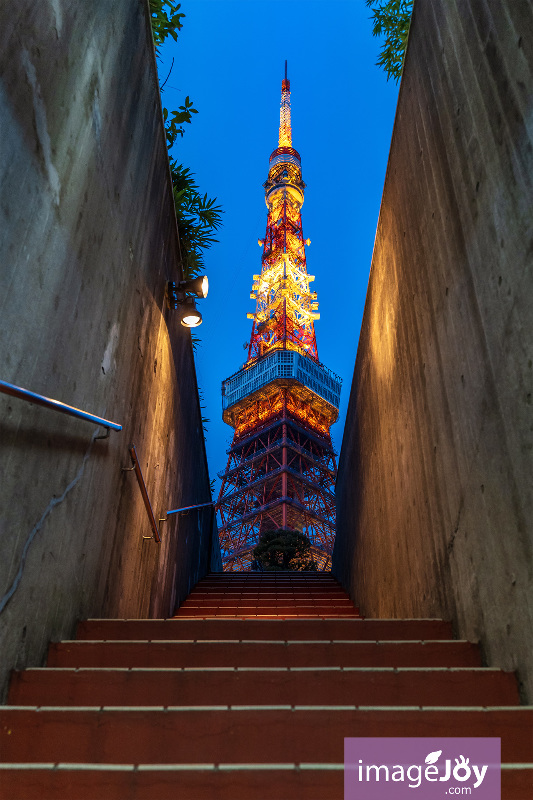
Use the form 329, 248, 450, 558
217, 65, 341, 571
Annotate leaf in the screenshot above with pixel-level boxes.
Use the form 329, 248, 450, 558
365, 0, 413, 82
425, 750, 442, 765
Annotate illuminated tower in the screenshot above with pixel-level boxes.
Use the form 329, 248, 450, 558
217, 64, 341, 571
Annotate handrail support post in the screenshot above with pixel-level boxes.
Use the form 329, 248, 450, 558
127, 444, 162, 544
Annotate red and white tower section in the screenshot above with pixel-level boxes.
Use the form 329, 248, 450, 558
217, 67, 341, 571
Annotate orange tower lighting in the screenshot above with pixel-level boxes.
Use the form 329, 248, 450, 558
217, 64, 342, 571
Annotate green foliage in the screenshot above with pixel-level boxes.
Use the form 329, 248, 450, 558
163, 97, 198, 148
169, 159, 223, 280
149, 3, 198, 147
190, 332, 201, 351
197, 387, 209, 438
149, 0, 185, 49
365, 0, 413, 82
252, 529, 317, 572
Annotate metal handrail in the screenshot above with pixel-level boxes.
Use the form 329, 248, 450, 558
166, 501, 215, 516
128, 444, 161, 543
0, 379, 122, 432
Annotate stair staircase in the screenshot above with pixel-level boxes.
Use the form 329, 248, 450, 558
1, 572, 531, 798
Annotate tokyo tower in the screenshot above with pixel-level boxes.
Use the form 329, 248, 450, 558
217, 64, 342, 571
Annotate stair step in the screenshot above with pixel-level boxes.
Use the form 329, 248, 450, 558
1, 708, 531, 764
172, 612, 361, 619
182, 601, 353, 607
0, 764, 530, 800
193, 576, 343, 580
188, 586, 350, 600
193, 587, 345, 591
180, 599, 355, 606
9, 667, 520, 707
190, 588, 346, 593
0, 764, 343, 800
47, 640, 481, 669
77, 618, 454, 641
173, 607, 359, 617
189, 583, 347, 588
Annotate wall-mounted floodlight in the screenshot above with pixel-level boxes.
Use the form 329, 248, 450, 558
179, 297, 202, 328
167, 277, 208, 327
179, 275, 209, 299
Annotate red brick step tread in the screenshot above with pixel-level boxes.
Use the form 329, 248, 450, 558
186, 588, 350, 592
172, 610, 360, 618
179, 600, 356, 607
9, 666, 520, 707
0, 708, 531, 764
173, 608, 359, 618
193, 588, 345, 592
46, 640, 482, 669
76, 618, 455, 641
0, 766, 530, 800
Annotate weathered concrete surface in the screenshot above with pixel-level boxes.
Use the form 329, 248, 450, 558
333, 0, 533, 699
0, 0, 220, 700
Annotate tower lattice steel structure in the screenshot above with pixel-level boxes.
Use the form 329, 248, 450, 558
217, 65, 342, 571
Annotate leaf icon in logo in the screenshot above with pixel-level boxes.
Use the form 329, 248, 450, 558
425, 750, 442, 764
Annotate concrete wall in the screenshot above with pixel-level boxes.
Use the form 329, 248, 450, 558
0, 0, 220, 700
333, 0, 533, 700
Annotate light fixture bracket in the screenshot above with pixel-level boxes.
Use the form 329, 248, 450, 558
167, 281, 184, 310
167, 280, 205, 327
178, 275, 209, 299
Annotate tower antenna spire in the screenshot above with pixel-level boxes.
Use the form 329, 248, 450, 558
278, 62, 292, 147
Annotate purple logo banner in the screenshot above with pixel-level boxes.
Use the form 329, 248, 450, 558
345, 738, 501, 799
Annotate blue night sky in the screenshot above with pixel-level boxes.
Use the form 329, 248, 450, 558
158, 1, 399, 497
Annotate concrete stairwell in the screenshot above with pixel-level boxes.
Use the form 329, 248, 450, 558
1, 573, 531, 798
